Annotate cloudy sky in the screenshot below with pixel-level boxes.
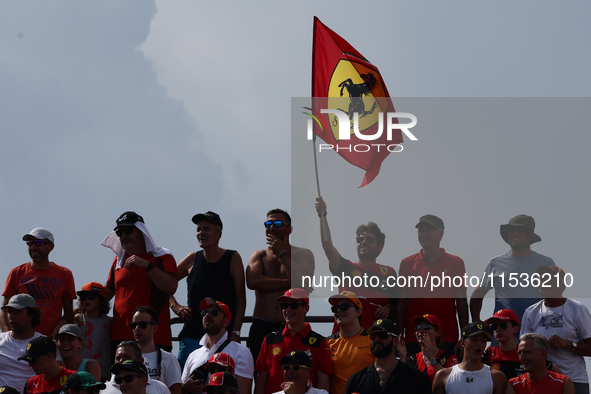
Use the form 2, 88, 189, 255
2, 1, 590, 347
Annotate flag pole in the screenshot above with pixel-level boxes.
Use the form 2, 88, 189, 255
311, 17, 328, 241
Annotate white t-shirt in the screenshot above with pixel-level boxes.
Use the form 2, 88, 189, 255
521, 298, 591, 384
0, 331, 42, 394
102, 374, 171, 394
143, 349, 182, 388
181, 332, 254, 382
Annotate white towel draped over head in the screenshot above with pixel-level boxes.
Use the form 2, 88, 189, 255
101, 221, 173, 269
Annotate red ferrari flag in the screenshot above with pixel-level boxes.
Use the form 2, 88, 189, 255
311, 17, 402, 187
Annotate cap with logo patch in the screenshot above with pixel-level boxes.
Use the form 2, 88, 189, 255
114, 211, 144, 230
192, 211, 223, 231
205, 353, 235, 370
485, 309, 519, 325
77, 282, 105, 298
461, 322, 492, 340
18, 336, 57, 362
276, 288, 309, 305
199, 298, 232, 321
279, 350, 312, 368
328, 291, 363, 310
367, 319, 399, 337
22, 228, 54, 244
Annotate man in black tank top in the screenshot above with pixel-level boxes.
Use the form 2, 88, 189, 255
169, 211, 246, 371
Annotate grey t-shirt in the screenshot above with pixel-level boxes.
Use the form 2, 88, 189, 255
480, 251, 554, 322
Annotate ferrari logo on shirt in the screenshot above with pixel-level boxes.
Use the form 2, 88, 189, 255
352, 269, 361, 277
309, 337, 317, 345
380, 267, 388, 275
60, 376, 68, 386
272, 346, 282, 356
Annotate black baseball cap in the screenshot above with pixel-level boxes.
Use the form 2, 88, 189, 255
192, 211, 223, 230
279, 350, 312, 368
18, 336, 57, 362
367, 319, 399, 337
111, 359, 148, 377
461, 322, 492, 340
114, 211, 144, 230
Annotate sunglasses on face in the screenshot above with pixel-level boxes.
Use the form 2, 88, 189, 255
415, 324, 433, 331
201, 309, 221, 317
330, 303, 355, 313
207, 365, 229, 374
356, 236, 376, 244
369, 331, 393, 340
280, 302, 306, 310
264, 220, 289, 229
115, 375, 140, 384
281, 365, 309, 371
80, 294, 97, 301
491, 322, 510, 331
25, 239, 50, 246
115, 227, 135, 237
129, 321, 153, 330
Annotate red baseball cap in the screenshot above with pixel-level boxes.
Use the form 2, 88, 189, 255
276, 288, 309, 304
411, 314, 442, 329
485, 309, 519, 325
203, 372, 237, 392
328, 291, 363, 310
199, 298, 232, 322
205, 353, 235, 370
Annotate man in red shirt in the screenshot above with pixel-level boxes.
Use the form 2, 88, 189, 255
102, 211, 177, 353
315, 197, 397, 330
19, 336, 76, 394
506, 333, 574, 394
254, 289, 332, 394
397, 215, 468, 355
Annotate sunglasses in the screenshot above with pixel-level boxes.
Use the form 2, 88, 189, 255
415, 324, 433, 331
207, 365, 229, 374
201, 309, 221, 317
280, 302, 306, 310
25, 239, 50, 246
80, 294, 97, 301
129, 321, 154, 330
281, 365, 309, 371
264, 220, 289, 228
115, 375, 140, 384
491, 322, 510, 331
115, 227, 135, 237
330, 303, 355, 313
370, 331, 394, 341
356, 236, 376, 244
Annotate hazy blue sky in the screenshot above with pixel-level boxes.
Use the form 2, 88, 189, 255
2, 1, 590, 351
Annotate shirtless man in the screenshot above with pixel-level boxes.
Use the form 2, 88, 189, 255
246, 209, 315, 363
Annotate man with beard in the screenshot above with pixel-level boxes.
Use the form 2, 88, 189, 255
315, 198, 397, 331
344, 319, 431, 394
181, 298, 253, 394
2, 228, 76, 337
433, 323, 506, 394
247, 209, 315, 364
0, 294, 43, 393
